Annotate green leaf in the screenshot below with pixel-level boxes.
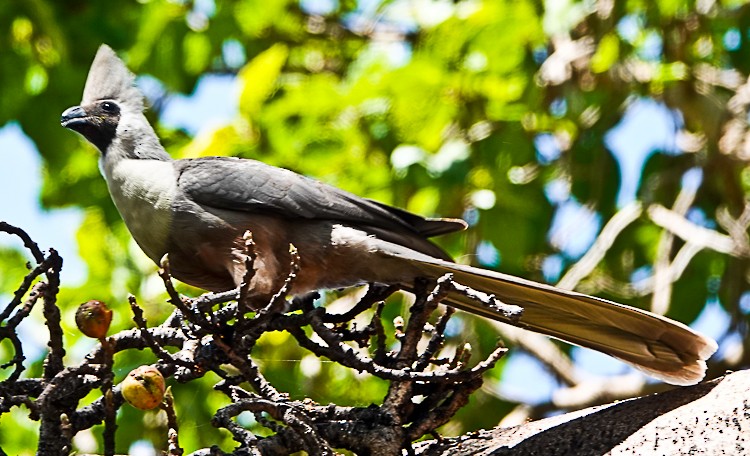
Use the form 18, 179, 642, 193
183, 32, 211, 75
591, 33, 620, 73
238, 44, 289, 118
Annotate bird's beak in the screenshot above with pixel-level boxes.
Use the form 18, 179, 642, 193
61, 105, 89, 131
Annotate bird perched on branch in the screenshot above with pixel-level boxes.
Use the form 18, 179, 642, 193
62, 45, 716, 386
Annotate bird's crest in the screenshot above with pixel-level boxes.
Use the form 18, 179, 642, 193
82, 44, 144, 111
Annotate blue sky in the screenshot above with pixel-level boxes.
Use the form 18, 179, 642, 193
0, 122, 86, 284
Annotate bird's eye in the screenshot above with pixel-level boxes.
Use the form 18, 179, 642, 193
100, 101, 118, 113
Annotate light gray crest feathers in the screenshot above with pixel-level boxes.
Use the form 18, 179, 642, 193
82, 45, 144, 111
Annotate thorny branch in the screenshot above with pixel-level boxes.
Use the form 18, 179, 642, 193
0, 222, 509, 455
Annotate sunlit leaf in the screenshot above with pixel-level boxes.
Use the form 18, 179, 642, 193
238, 44, 289, 118
591, 33, 620, 73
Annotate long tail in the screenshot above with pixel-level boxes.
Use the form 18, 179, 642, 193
383, 248, 718, 386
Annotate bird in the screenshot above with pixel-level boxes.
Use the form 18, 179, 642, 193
61, 44, 716, 386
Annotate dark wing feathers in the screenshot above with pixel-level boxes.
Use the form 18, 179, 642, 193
175, 157, 466, 237
366, 200, 467, 236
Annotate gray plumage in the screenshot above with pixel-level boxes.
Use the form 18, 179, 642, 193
175, 157, 463, 260
82, 45, 145, 113
61, 45, 717, 386
177, 157, 465, 239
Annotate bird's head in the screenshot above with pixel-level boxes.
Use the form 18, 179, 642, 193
61, 45, 155, 157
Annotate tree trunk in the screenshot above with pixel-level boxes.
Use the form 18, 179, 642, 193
416, 370, 750, 455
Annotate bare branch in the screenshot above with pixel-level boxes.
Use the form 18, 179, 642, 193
0, 221, 45, 263
648, 204, 741, 256
557, 201, 643, 291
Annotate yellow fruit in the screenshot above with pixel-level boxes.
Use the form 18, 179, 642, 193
121, 365, 166, 410
75, 300, 113, 339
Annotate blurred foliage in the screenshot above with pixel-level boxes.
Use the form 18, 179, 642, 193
2, 0, 750, 453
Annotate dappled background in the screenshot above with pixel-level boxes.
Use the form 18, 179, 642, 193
1, 0, 750, 453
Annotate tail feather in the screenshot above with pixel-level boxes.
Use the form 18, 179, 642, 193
385, 249, 717, 386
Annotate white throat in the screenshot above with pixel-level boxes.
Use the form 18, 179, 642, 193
103, 158, 177, 262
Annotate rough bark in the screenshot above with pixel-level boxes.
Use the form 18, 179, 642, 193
416, 370, 750, 456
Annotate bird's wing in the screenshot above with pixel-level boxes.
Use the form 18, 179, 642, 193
175, 157, 466, 237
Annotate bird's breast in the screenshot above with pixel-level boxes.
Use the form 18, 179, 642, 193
104, 159, 178, 262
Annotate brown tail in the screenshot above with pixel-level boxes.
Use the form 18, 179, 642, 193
384, 249, 717, 386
